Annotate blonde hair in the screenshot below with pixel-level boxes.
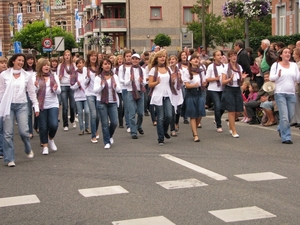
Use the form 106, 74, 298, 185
36, 59, 50, 78
149, 50, 168, 70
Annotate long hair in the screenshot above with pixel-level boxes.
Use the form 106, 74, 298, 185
7, 53, 27, 69
62, 50, 72, 65
188, 53, 200, 80
36, 59, 50, 78
148, 50, 168, 70
26, 54, 37, 71
177, 51, 187, 63
85, 50, 99, 68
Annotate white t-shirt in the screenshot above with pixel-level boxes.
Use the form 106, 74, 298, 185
206, 63, 225, 91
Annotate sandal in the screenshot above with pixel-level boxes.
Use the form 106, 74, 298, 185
171, 131, 177, 137
263, 121, 277, 126
193, 134, 200, 142
197, 123, 202, 128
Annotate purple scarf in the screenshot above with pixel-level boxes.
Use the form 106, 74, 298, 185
170, 65, 182, 90
213, 62, 223, 87
59, 63, 75, 84
227, 63, 241, 86
71, 69, 84, 91
37, 73, 57, 110
130, 65, 146, 100
190, 67, 205, 90
178, 61, 188, 69
100, 71, 117, 104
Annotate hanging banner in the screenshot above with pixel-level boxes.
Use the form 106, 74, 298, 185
17, 13, 23, 32
43, 0, 51, 27
9, 14, 14, 37
75, 9, 82, 43
91, 0, 101, 8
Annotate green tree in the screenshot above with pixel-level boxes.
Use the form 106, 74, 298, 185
13, 21, 77, 53
249, 15, 271, 38
188, 0, 223, 48
220, 17, 244, 44
154, 33, 171, 48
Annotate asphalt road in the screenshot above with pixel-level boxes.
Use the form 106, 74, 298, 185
1, 112, 300, 225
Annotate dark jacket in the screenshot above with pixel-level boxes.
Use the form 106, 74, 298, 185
265, 48, 277, 67
237, 48, 252, 78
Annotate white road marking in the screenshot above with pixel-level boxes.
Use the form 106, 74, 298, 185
235, 172, 287, 181
112, 216, 175, 225
209, 206, 276, 222
78, 185, 128, 197
0, 195, 40, 208
156, 178, 208, 190
160, 154, 227, 181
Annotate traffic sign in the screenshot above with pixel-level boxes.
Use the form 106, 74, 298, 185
43, 47, 52, 52
42, 38, 53, 48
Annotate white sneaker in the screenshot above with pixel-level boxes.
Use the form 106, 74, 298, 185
91, 138, 98, 143
27, 150, 34, 158
8, 161, 15, 167
96, 133, 99, 139
72, 122, 76, 128
126, 127, 131, 133
104, 144, 111, 149
64, 127, 68, 131
48, 139, 57, 151
0, 155, 3, 159
110, 137, 114, 144
42, 147, 49, 155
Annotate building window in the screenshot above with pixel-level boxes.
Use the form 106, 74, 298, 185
18, 2, 23, 13
36, 1, 41, 12
183, 7, 193, 24
150, 6, 162, 20
27, 2, 32, 13
56, 21, 67, 30
277, 6, 286, 35
77, 0, 82, 6
9, 3, 14, 14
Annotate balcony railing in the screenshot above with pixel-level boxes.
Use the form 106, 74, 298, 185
84, 22, 93, 33
92, 18, 126, 29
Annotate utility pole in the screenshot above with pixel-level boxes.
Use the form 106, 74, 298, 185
201, 0, 205, 49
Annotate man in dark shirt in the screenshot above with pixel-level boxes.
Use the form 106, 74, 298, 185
234, 40, 252, 80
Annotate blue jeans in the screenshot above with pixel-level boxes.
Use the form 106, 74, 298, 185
0, 119, 3, 156
26, 92, 33, 134
3, 103, 32, 163
128, 91, 144, 136
155, 97, 173, 142
86, 95, 99, 138
97, 102, 118, 145
209, 91, 224, 128
60, 86, 76, 127
275, 93, 296, 142
38, 107, 59, 144
76, 100, 90, 131
122, 89, 130, 128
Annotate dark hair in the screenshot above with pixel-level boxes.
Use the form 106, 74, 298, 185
189, 48, 195, 55
25, 54, 36, 71
188, 53, 200, 80
245, 47, 253, 55
98, 58, 113, 75
123, 49, 132, 58
7, 53, 27, 69
177, 51, 187, 62
234, 40, 244, 49
227, 50, 237, 61
276, 41, 285, 49
257, 47, 264, 55
76, 58, 85, 65
277, 47, 289, 62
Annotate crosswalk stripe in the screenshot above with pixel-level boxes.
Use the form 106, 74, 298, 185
209, 206, 276, 222
156, 178, 208, 190
112, 216, 176, 225
160, 154, 227, 181
0, 195, 40, 208
78, 185, 128, 197
235, 172, 287, 181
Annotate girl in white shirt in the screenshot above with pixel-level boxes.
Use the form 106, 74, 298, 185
221, 50, 247, 138
36, 59, 61, 155
71, 58, 90, 135
0, 53, 40, 167
94, 58, 121, 149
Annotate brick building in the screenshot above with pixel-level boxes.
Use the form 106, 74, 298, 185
0, 0, 80, 56
271, 0, 300, 36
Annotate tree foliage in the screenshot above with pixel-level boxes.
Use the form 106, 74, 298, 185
13, 21, 77, 54
154, 33, 171, 48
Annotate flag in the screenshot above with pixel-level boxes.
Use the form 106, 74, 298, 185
9, 14, 14, 37
17, 13, 23, 32
43, 0, 51, 27
75, 9, 82, 43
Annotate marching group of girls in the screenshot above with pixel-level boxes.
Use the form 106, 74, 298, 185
0, 47, 249, 167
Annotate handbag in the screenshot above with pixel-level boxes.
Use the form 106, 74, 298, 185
250, 63, 259, 75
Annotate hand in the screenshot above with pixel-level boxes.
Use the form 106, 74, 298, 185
35, 112, 39, 117
59, 75, 63, 80
113, 83, 116, 88
34, 80, 38, 87
77, 81, 81, 86
53, 84, 58, 91
216, 76, 220, 81
139, 77, 143, 83
241, 72, 248, 79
